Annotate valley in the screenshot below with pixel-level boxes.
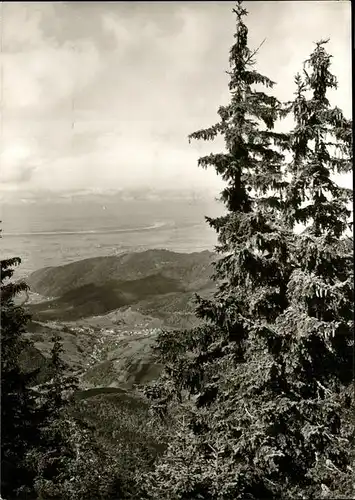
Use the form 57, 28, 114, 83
22, 248, 215, 380
18, 249, 216, 455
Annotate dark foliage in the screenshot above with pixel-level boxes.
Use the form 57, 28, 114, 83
1, 256, 41, 499
141, 3, 354, 499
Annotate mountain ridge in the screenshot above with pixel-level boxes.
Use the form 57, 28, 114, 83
28, 249, 215, 299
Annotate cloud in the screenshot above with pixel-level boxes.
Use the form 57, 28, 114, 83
0, 142, 40, 183
1, 3, 103, 114
2, 44, 101, 111
21, 129, 223, 192
0, 1, 351, 196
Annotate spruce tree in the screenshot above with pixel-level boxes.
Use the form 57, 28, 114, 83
0, 256, 40, 498
29, 336, 122, 500
275, 40, 354, 498
141, 5, 354, 500
0, 253, 98, 500
141, 2, 295, 498
28, 335, 80, 499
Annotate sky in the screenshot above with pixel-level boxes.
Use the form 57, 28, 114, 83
0, 1, 352, 196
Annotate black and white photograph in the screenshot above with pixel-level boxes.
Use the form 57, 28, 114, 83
0, 1, 353, 499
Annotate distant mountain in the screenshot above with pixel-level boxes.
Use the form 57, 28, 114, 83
1, 187, 222, 205
29, 274, 187, 321
28, 249, 215, 298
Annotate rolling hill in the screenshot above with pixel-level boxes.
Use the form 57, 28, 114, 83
27, 249, 215, 322
28, 249, 215, 297
23, 249, 216, 388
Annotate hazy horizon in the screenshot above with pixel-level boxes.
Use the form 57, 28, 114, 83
0, 1, 352, 198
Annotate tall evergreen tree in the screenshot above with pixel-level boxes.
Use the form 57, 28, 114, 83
141, 5, 354, 500
141, 2, 295, 498
27, 335, 81, 499
28, 336, 123, 500
1, 256, 40, 498
274, 39, 354, 498
0, 244, 133, 499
